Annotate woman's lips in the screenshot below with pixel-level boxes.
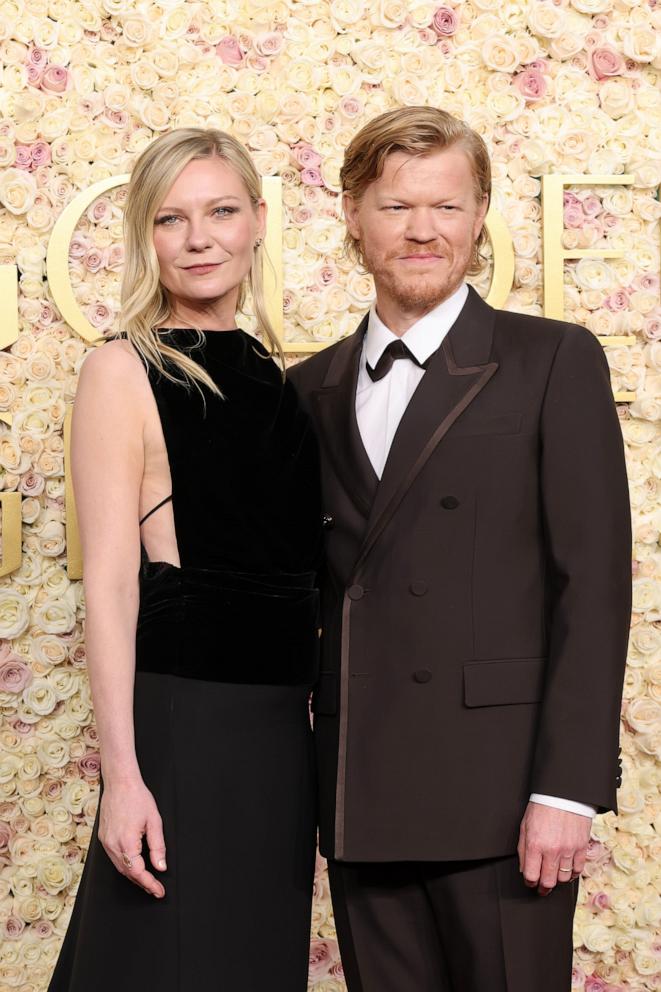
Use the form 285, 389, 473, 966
184, 263, 221, 274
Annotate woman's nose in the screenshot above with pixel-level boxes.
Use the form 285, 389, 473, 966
185, 218, 213, 249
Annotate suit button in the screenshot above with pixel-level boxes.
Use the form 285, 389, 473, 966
410, 581, 428, 596
413, 669, 432, 683
441, 496, 460, 509
322, 513, 335, 530
348, 584, 364, 601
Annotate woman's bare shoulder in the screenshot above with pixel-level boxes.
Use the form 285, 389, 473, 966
77, 338, 149, 394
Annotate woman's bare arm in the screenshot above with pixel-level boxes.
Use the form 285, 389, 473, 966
71, 341, 166, 897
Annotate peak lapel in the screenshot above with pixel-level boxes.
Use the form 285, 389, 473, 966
312, 316, 379, 518
353, 287, 499, 575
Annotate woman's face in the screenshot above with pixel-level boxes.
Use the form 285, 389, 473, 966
152, 156, 265, 317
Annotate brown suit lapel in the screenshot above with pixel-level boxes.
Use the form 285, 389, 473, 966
312, 315, 379, 518
353, 287, 499, 575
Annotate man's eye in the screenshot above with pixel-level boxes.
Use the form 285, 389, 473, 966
438, 205, 457, 211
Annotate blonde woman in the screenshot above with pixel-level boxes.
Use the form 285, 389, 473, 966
48, 129, 322, 991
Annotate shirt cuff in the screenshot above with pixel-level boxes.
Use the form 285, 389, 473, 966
529, 793, 597, 819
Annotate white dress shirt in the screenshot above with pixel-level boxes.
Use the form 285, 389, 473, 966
355, 282, 596, 820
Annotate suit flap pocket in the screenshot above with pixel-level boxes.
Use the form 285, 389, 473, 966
312, 671, 337, 715
463, 657, 546, 707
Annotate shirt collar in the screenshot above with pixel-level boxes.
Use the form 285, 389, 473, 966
364, 282, 469, 369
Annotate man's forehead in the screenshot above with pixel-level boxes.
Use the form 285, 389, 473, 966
374, 146, 474, 188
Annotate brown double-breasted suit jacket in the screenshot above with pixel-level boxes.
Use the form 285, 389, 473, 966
289, 286, 631, 863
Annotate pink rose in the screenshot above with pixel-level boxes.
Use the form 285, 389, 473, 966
308, 939, 338, 981
70, 643, 87, 666
104, 108, 129, 130
636, 273, 659, 292
83, 247, 107, 272
589, 891, 611, 910
42, 779, 63, 801
3, 917, 24, 940
300, 167, 324, 187
87, 198, 113, 225
293, 144, 322, 169
33, 920, 54, 939
18, 471, 45, 496
291, 206, 313, 225
604, 290, 630, 311
316, 263, 337, 288
26, 63, 43, 87
254, 31, 284, 57
437, 39, 453, 56
215, 36, 243, 66
589, 47, 624, 81
28, 46, 48, 67
581, 194, 601, 217
10, 717, 32, 735
0, 822, 11, 851
643, 316, 661, 340
69, 234, 90, 259
0, 657, 33, 693
106, 244, 125, 271
418, 28, 437, 45
31, 140, 51, 166
563, 202, 585, 229
85, 302, 113, 329
584, 976, 607, 992
15, 144, 32, 171
78, 752, 101, 777
432, 6, 458, 36
340, 96, 362, 118
41, 65, 69, 93
514, 67, 547, 101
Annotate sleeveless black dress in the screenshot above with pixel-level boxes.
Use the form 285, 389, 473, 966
48, 329, 322, 991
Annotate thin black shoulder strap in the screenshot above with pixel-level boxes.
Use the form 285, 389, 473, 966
139, 494, 173, 527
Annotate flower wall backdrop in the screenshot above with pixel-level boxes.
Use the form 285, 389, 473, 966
0, 0, 659, 989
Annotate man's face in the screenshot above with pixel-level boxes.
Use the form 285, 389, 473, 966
343, 146, 488, 316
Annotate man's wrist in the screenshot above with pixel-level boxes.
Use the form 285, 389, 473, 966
529, 793, 597, 819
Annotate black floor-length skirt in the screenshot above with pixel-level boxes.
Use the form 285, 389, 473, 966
48, 672, 316, 991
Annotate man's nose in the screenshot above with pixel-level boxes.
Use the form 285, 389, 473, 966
404, 208, 438, 243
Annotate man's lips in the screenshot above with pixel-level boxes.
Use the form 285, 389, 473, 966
398, 253, 443, 261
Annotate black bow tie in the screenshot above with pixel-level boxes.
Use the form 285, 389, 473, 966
366, 339, 429, 383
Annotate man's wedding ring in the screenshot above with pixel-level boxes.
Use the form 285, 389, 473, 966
558, 867, 573, 874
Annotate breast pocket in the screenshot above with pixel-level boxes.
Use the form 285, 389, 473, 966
463, 657, 546, 707
451, 412, 523, 438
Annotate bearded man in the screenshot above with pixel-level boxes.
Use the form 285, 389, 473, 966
289, 106, 630, 991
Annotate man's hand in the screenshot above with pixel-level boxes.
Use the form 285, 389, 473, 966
517, 801, 592, 896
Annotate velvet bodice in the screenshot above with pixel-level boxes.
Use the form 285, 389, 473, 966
142, 328, 322, 575
130, 328, 322, 686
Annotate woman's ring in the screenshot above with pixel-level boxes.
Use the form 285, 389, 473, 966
121, 852, 133, 869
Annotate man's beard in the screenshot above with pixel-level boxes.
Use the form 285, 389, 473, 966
361, 240, 469, 312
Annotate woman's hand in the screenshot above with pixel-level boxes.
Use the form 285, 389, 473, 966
98, 779, 167, 898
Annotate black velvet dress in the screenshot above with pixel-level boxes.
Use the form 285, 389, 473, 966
48, 329, 322, 991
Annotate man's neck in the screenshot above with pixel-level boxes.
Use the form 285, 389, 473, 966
373, 281, 465, 336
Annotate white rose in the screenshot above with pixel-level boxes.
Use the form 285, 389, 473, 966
0, 168, 37, 215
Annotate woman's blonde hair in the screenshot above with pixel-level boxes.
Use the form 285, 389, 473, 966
340, 106, 491, 275
113, 127, 282, 397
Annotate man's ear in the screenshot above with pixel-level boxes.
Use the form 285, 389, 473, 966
343, 192, 361, 241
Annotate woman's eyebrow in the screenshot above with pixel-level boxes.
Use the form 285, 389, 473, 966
156, 195, 241, 212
